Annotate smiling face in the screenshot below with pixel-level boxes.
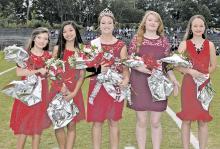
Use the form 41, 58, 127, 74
63, 24, 76, 41
191, 18, 206, 37
33, 32, 49, 49
145, 14, 160, 32
100, 16, 114, 35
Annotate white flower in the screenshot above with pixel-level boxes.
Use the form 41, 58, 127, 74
83, 48, 92, 53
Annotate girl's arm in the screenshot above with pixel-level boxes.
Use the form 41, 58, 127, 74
16, 67, 47, 76
63, 69, 85, 101
119, 45, 130, 87
52, 45, 59, 58
208, 41, 217, 74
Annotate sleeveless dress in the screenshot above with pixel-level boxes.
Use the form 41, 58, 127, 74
87, 40, 126, 122
128, 36, 170, 112
176, 39, 212, 122
10, 51, 51, 135
49, 49, 85, 122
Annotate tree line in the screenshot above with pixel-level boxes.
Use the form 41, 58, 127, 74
0, 0, 219, 29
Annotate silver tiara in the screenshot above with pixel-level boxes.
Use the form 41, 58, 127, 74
99, 8, 114, 18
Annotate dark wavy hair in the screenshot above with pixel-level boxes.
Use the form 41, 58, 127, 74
56, 21, 83, 59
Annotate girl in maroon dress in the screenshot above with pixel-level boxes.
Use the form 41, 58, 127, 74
176, 15, 217, 149
86, 8, 130, 149
128, 11, 179, 149
10, 27, 51, 149
50, 21, 85, 149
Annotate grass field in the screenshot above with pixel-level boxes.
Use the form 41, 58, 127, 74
0, 51, 219, 149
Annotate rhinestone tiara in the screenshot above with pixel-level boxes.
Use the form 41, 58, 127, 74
99, 8, 114, 18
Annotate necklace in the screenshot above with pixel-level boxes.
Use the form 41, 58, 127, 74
193, 43, 204, 54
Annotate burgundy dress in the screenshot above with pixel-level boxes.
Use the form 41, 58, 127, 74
128, 36, 170, 112
87, 40, 125, 122
10, 51, 51, 135
49, 49, 85, 122
177, 39, 212, 122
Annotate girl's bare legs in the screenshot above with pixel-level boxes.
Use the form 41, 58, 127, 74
150, 111, 162, 149
198, 120, 208, 149
92, 122, 103, 149
55, 128, 66, 149
136, 111, 148, 149
108, 119, 120, 149
32, 134, 41, 149
181, 121, 191, 149
66, 122, 76, 149
16, 134, 27, 149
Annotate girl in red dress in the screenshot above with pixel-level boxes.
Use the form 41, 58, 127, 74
86, 8, 130, 149
176, 15, 217, 149
50, 21, 85, 149
10, 27, 51, 149
127, 11, 179, 149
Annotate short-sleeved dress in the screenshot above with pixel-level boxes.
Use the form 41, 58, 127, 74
87, 40, 126, 122
176, 39, 212, 122
128, 36, 170, 112
49, 49, 85, 122
10, 51, 51, 135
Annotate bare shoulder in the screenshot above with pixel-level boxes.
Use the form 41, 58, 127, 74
208, 41, 215, 49
178, 41, 187, 53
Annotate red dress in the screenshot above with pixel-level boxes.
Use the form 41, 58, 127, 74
87, 40, 125, 122
176, 39, 212, 122
49, 49, 85, 122
10, 51, 51, 135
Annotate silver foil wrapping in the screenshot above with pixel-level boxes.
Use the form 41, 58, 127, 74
1, 75, 42, 106
68, 56, 89, 69
160, 54, 192, 68
122, 53, 144, 68
47, 93, 79, 129
193, 74, 215, 111
148, 70, 174, 101
3, 45, 29, 68
89, 69, 131, 105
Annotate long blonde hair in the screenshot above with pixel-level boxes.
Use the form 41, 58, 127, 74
27, 27, 50, 51
136, 11, 164, 51
183, 15, 208, 40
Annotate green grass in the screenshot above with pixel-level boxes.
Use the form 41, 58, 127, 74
0, 56, 220, 149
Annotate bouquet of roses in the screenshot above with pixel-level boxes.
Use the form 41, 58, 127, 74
121, 53, 144, 68
160, 52, 192, 68
68, 44, 100, 69
47, 93, 79, 129
3, 45, 29, 68
45, 58, 65, 80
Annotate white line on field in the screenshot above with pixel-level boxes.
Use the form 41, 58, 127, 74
0, 66, 16, 76
166, 106, 199, 149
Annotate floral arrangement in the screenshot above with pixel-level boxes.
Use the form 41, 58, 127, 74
45, 58, 65, 80
68, 44, 115, 69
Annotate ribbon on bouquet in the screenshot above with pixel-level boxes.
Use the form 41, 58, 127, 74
148, 69, 174, 101
89, 69, 131, 105
47, 93, 79, 129
1, 75, 42, 106
193, 74, 215, 111
3, 45, 29, 68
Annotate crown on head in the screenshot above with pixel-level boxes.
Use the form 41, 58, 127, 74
99, 8, 114, 18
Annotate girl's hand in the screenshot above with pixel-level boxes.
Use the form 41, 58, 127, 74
37, 67, 47, 75
118, 79, 129, 89
63, 92, 75, 102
